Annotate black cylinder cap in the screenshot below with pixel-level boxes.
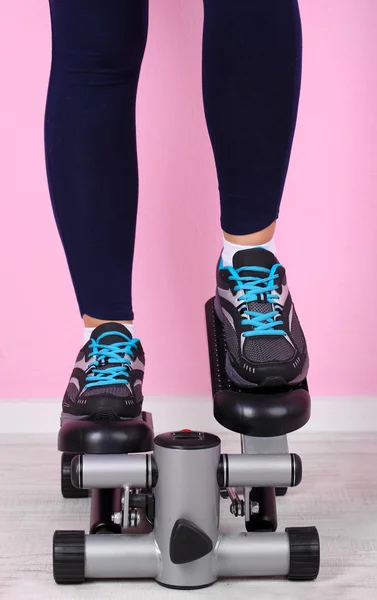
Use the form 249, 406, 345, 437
53, 530, 86, 584
70, 455, 82, 489
154, 431, 220, 450
286, 526, 320, 580
291, 453, 303, 487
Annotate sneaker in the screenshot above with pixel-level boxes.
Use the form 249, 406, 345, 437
215, 247, 309, 387
61, 322, 145, 424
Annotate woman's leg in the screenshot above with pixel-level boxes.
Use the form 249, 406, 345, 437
45, 0, 149, 420
202, 0, 302, 237
203, 0, 308, 387
45, 0, 148, 325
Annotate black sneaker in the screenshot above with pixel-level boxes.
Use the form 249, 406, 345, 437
61, 322, 145, 424
215, 247, 309, 387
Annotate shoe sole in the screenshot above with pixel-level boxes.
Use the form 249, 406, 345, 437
214, 293, 309, 388
60, 406, 142, 428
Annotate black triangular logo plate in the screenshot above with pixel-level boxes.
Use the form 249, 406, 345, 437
170, 518, 213, 565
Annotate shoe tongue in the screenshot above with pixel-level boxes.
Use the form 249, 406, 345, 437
90, 322, 133, 346
232, 249, 279, 311
232, 247, 278, 276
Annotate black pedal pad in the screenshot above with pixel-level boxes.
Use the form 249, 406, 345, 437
58, 412, 154, 454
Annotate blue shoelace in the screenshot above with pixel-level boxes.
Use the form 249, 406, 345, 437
84, 331, 140, 389
222, 261, 285, 338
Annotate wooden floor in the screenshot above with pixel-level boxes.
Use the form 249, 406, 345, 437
0, 431, 376, 600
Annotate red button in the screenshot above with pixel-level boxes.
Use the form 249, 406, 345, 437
181, 429, 192, 432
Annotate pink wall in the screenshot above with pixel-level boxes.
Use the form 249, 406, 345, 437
1, 0, 376, 399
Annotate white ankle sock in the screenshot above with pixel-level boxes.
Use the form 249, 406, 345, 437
84, 327, 96, 344
84, 323, 136, 345
221, 236, 276, 267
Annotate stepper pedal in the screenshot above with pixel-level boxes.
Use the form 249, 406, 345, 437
205, 297, 311, 437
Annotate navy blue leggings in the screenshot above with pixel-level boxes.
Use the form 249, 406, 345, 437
45, 0, 302, 321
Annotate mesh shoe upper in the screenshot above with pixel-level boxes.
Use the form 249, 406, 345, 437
216, 247, 308, 386
63, 322, 145, 419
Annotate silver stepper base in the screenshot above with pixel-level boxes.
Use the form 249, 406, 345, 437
54, 429, 319, 588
